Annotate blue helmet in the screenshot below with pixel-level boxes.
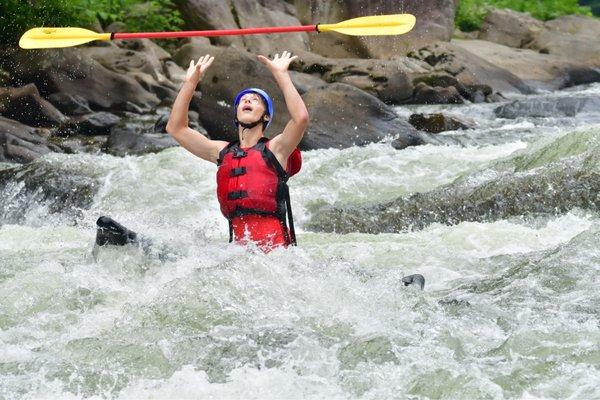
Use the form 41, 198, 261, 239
234, 88, 274, 129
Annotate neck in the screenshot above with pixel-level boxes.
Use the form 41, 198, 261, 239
238, 125, 264, 148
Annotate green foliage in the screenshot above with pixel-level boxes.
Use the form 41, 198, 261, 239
0, 0, 183, 46
456, 0, 594, 32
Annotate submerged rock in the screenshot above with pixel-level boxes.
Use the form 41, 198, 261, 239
307, 128, 600, 234
495, 96, 600, 118
0, 155, 100, 223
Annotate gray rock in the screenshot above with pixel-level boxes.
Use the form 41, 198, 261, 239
104, 122, 178, 156
295, 0, 457, 57
412, 83, 463, 104
61, 112, 121, 136
300, 83, 422, 150
3, 48, 160, 110
175, 0, 308, 54
292, 50, 429, 104
0, 84, 67, 127
409, 42, 534, 95
495, 96, 600, 119
0, 116, 62, 163
453, 39, 600, 91
478, 8, 544, 48
47, 92, 93, 115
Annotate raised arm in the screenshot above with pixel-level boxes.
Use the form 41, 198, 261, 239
166, 55, 228, 164
258, 51, 309, 164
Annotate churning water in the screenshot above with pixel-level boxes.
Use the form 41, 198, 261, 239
1, 84, 599, 399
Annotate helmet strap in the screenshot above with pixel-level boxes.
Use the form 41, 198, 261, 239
235, 111, 268, 130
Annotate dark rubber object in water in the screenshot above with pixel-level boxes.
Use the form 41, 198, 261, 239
96, 216, 138, 246
402, 274, 425, 290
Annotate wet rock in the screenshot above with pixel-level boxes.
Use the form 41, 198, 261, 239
47, 92, 93, 116
0, 155, 99, 223
412, 83, 463, 104
478, 8, 544, 48
0, 84, 66, 127
307, 129, 600, 234
0, 116, 62, 163
104, 122, 178, 156
409, 113, 474, 133
60, 112, 121, 136
300, 83, 423, 150
3, 48, 159, 110
495, 96, 600, 119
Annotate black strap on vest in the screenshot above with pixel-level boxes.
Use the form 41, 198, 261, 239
220, 138, 297, 246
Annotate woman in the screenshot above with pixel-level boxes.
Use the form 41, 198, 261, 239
165, 51, 309, 250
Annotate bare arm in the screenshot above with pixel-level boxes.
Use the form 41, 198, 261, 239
258, 52, 309, 165
166, 55, 228, 164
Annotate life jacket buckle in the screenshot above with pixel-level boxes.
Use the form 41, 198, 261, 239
230, 167, 247, 177
228, 190, 248, 200
233, 149, 247, 158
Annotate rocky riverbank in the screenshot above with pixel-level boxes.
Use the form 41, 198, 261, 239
1, 1, 600, 165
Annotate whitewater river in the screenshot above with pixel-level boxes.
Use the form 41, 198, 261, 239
1, 84, 599, 399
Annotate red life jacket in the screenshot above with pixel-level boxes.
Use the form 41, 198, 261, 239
216, 137, 301, 245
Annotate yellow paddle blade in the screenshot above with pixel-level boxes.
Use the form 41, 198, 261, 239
318, 14, 416, 36
19, 27, 111, 49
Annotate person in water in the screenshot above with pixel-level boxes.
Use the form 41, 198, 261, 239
96, 51, 308, 251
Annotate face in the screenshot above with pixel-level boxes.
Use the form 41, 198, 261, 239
236, 93, 269, 124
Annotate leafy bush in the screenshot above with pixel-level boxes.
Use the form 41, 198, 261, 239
456, 0, 593, 32
0, 0, 183, 46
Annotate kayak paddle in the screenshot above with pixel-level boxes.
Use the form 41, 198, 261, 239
19, 14, 416, 49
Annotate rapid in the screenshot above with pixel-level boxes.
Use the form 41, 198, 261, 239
1, 84, 599, 399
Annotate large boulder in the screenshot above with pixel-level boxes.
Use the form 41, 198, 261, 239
3, 48, 160, 111
531, 28, 600, 67
478, 8, 544, 48
291, 50, 431, 104
0, 84, 66, 127
409, 42, 533, 95
453, 39, 600, 91
294, 0, 457, 58
299, 83, 423, 150
174, 0, 309, 54
0, 116, 62, 163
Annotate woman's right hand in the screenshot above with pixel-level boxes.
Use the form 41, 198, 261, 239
185, 54, 215, 84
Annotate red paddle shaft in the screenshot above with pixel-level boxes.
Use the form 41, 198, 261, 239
113, 25, 318, 40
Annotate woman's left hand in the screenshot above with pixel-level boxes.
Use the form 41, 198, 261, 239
257, 51, 298, 74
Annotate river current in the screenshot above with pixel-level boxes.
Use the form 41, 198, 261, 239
1, 84, 599, 399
